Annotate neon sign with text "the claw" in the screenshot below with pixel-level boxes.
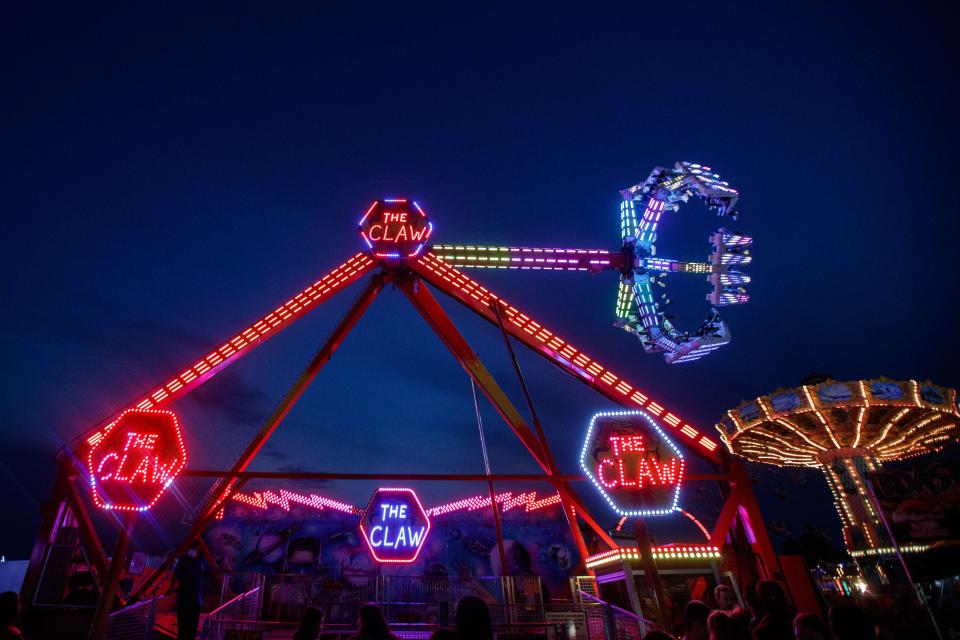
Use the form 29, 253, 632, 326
87, 409, 187, 512
580, 410, 685, 517
358, 199, 433, 259
359, 487, 431, 563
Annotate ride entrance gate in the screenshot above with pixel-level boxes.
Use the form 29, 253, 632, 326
23, 195, 783, 638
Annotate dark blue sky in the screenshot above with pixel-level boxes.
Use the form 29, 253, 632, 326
1, 3, 957, 556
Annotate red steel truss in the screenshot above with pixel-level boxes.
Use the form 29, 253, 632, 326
29, 215, 785, 624
412, 252, 723, 460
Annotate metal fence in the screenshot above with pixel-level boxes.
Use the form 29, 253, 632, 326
578, 590, 650, 638
201, 582, 263, 640
192, 602, 646, 640
199, 571, 651, 639
103, 591, 166, 640
219, 572, 544, 626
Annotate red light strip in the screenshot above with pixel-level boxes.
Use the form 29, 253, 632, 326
229, 489, 361, 516
414, 253, 720, 460
426, 491, 562, 517
84, 253, 375, 449
224, 488, 561, 518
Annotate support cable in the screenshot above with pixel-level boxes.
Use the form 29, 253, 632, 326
491, 301, 594, 566
471, 379, 509, 575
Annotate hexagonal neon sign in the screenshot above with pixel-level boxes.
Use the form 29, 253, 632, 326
87, 409, 187, 512
359, 487, 431, 563
580, 409, 685, 517
358, 198, 433, 259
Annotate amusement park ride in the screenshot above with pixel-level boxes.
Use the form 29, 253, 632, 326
431, 161, 752, 364
718, 378, 960, 557
23, 162, 782, 633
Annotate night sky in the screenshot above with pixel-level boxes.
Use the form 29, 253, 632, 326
1, 3, 957, 558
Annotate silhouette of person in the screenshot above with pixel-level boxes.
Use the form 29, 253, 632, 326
173, 541, 205, 640
455, 596, 493, 640
682, 599, 711, 640
714, 585, 737, 612
293, 605, 324, 640
349, 604, 398, 640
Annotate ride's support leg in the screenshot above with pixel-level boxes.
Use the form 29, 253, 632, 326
88, 512, 135, 640
132, 275, 384, 601
401, 277, 613, 560
730, 461, 783, 582
64, 471, 111, 584
709, 477, 741, 550
622, 561, 646, 627
635, 519, 672, 635
21, 457, 113, 618
19, 463, 72, 612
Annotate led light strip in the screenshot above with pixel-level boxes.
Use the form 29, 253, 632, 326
849, 544, 931, 558
429, 245, 618, 272
417, 252, 720, 457
585, 544, 721, 569
425, 491, 562, 517
801, 386, 843, 449
229, 489, 361, 516
86, 253, 375, 449
224, 488, 561, 519
868, 407, 912, 449
615, 280, 633, 318
620, 200, 639, 241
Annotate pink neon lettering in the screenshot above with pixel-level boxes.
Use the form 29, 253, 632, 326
409, 225, 429, 241
152, 456, 180, 484
636, 458, 656, 485
599, 434, 680, 490
97, 453, 119, 480
598, 459, 617, 487
367, 222, 427, 245
113, 453, 131, 481
128, 457, 152, 483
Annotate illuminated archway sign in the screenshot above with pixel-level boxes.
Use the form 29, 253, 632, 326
358, 198, 433, 259
86, 409, 187, 512
359, 487, 431, 563
580, 409, 685, 517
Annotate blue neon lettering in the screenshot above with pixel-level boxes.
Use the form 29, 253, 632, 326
408, 526, 425, 547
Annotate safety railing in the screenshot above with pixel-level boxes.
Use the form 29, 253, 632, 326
578, 590, 652, 639
220, 571, 543, 625
190, 603, 639, 640
103, 591, 165, 640
201, 583, 263, 640
204, 572, 652, 640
